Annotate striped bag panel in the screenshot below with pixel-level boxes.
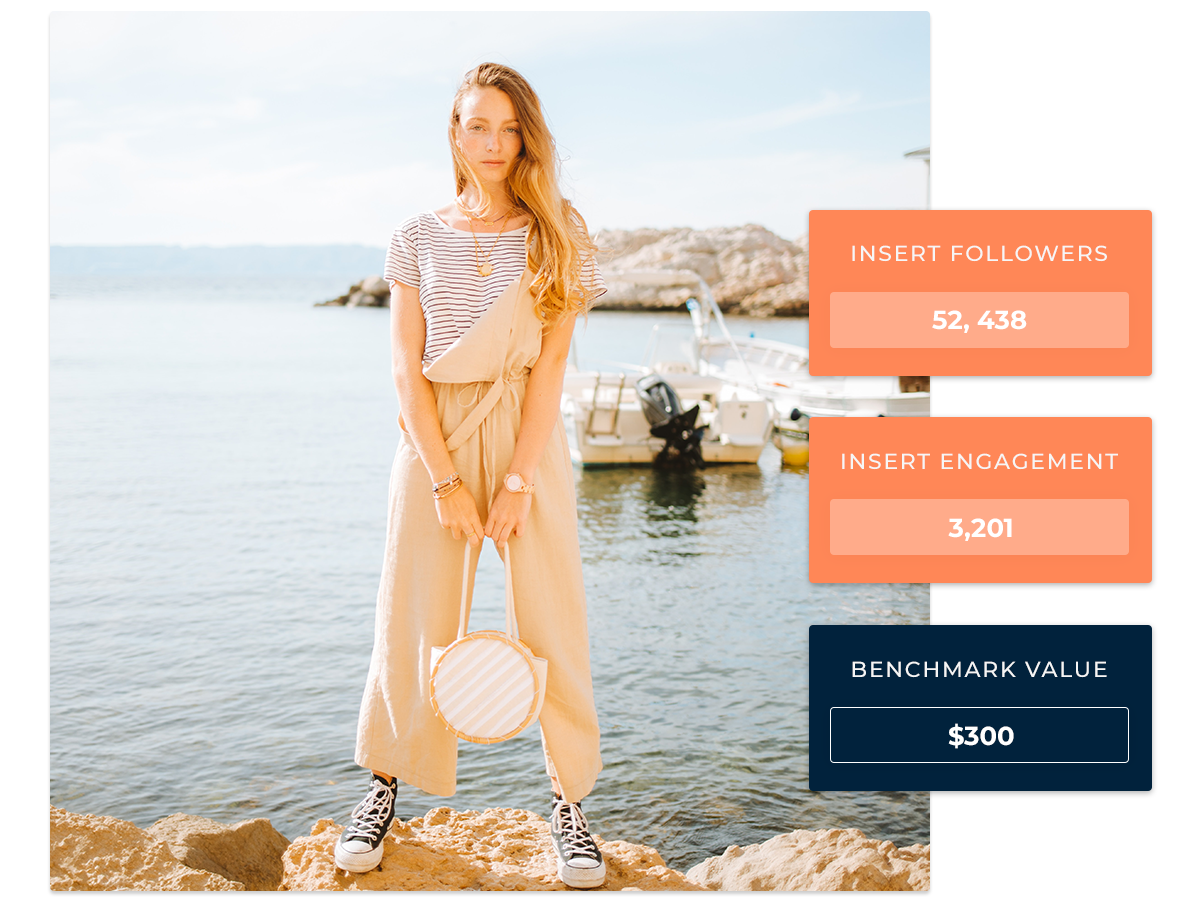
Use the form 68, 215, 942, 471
428, 543, 548, 744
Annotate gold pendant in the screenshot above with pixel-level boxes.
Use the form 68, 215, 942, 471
479, 262, 493, 277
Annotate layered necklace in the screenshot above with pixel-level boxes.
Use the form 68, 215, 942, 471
457, 200, 514, 278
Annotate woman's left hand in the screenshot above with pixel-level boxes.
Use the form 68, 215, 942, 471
485, 488, 533, 551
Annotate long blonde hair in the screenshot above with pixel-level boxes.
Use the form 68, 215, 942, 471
449, 63, 598, 327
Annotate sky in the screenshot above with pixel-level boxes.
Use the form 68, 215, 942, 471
49, 11, 929, 246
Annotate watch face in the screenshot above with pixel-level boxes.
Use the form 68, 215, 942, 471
506, 474, 521, 492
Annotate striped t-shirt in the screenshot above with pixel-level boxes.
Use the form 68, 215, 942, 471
384, 211, 605, 366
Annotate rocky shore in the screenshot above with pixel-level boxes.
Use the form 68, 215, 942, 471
319, 224, 809, 317
50, 804, 929, 891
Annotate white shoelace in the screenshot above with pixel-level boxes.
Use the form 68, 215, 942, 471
343, 781, 395, 842
553, 801, 602, 861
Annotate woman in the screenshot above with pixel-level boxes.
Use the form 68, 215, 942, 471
334, 63, 607, 889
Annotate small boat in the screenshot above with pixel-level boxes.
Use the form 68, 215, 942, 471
562, 271, 774, 468
561, 368, 773, 467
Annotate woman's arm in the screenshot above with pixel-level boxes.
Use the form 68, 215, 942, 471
484, 311, 577, 549
391, 281, 484, 546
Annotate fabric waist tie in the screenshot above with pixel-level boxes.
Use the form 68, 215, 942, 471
443, 375, 521, 453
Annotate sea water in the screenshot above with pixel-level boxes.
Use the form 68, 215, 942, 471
49, 275, 928, 869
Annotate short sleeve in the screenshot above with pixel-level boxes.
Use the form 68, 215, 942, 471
581, 253, 606, 304
384, 220, 420, 288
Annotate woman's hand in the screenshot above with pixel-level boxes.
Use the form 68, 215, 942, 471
435, 485, 485, 547
485, 487, 533, 551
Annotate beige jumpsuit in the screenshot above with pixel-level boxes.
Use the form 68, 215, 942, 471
354, 270, 603, 804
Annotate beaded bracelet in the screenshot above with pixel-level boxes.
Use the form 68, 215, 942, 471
432, 472, 463, 499
434, 479, 463, 500
432, 471, 460, 492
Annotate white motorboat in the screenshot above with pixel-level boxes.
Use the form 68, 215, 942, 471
561, 367, 773, 467
562, 271, 775, 468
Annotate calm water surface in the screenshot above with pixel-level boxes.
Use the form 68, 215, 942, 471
49, 276, 928, 869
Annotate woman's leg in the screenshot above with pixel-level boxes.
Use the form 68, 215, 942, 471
353, 436, 487, 795
337, 434, 488, 872
334, 770, 399, 873
541, 730, 563, 796
510, 427, 603, 805
543, 728, 605, 888
519, 428, 606, 888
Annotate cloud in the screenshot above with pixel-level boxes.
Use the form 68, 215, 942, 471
719, 91, 863, 133
571, 150, 928, 240
51, 125, 451, 245
717, 91, 929, 134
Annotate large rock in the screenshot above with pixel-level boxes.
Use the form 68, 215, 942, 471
594, 225, 809, 317
280, 806, 705, 891
51, 803, 930, 892
50, 806, 242, 891
686, 827, 930, 891
147, 813, 290, 891
319, 274, 391, 307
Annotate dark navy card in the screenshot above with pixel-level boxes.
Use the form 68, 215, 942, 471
808, 625, 1151, 790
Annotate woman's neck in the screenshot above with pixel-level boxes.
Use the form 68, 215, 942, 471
457, 186, 515, 222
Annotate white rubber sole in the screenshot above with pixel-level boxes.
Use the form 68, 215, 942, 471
334, 840, 384, 874
558, 859, 607, 890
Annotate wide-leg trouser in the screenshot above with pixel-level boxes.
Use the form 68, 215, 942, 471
354, 379, 602, 803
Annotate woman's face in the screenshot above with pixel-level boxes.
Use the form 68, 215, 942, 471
455, 86, 523, 189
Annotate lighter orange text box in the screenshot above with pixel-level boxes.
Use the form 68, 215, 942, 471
830, 499, 1129, 555
830, 292, 1129, 348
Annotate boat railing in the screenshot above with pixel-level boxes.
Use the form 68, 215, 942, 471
602, 267, 791, 398
587, 359, 648, 373
584, 371, 626, 438
709, 336, 808, 366
697, 338, 810, 388
800, 395, 857, 411
641, 323, 700, 373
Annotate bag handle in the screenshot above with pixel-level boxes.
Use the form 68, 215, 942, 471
456, 540, 518, 641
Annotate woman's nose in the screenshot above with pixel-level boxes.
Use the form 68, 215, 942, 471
486, 130, 500, 151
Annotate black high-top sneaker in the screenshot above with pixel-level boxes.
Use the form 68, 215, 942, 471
550, 798, 607, 888
334, 773, 397, 873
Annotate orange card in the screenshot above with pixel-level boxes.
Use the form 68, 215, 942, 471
809, 210, 1152, 374
809, 417, 1152, 583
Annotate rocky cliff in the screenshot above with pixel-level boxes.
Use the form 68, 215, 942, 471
50, 804, 928, 891
594, 225, 808, 316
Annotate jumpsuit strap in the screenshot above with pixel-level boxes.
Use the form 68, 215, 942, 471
444, 377, 508, 452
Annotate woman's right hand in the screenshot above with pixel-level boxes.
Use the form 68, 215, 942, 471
435, 484, 485, 547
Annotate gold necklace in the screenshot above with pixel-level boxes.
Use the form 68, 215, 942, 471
466, 212, 510, 277
456, 199, 514, 224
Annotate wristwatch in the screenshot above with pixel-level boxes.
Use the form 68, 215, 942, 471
504, 473, 534, 494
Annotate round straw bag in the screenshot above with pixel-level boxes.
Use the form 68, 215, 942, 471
429, 542, 548, 744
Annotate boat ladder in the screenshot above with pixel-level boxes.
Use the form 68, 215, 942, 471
585, 371, 626, 439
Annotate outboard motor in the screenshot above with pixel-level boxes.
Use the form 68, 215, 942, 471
635, 374, 706, 469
